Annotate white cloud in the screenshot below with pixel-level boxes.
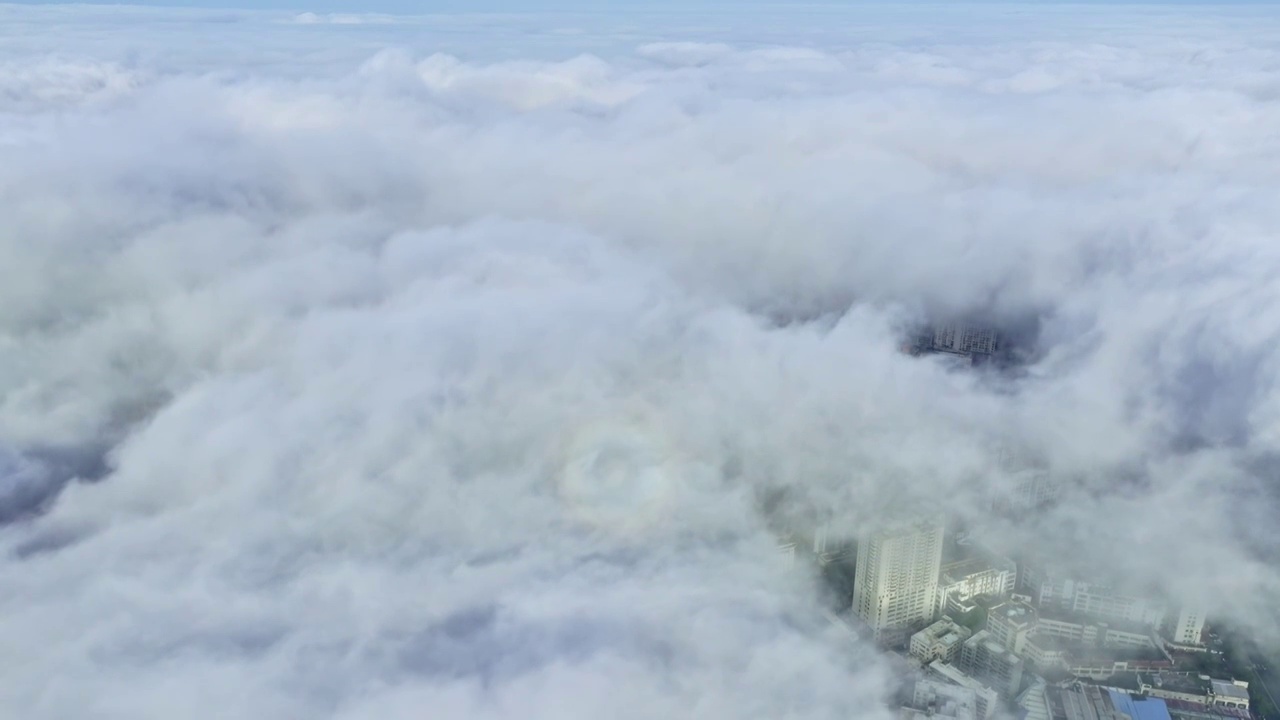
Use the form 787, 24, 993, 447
2, 3, 1280, 718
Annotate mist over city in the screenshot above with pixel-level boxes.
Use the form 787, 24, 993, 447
1, 2, 1279, 718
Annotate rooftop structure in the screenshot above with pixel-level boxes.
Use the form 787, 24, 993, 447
1089, 676, 1253, 720
905, 678, 980, 720
1048, 684, 1132, 720
987, 598, 1038, 654
1108, 690, 1175, 720
911, 618, 974, 665
1209, 680, 1250, 710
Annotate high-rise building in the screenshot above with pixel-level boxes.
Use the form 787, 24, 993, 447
1161, 606, 1207, 647
853, 516, 946, 642
931, 323, 999, 357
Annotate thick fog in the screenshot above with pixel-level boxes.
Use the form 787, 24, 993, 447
2, 3, 1280, 718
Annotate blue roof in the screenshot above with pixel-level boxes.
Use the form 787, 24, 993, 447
1109, 690, 1173, 720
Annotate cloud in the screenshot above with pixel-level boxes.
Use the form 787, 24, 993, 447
2, 3, 1280, 718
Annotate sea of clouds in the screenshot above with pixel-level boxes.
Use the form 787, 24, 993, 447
2, 2, 1280, 718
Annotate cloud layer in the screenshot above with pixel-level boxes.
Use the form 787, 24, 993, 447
2, 3, 1280, 718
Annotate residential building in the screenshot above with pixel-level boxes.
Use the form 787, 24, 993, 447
937, 554, 1017, 616
911, 618, 974, 664
1022, 633, 1071, 672
904, 678, 980, 720
959, 630, 1025, 698
931, 323, 998, 357
1161, 607, 1207, 647
1018, 563, 1165, 626
928, 661, 1001, 720
853, 516, 946, 642
986, 599, 1038, 654
1035, 610, 1158, 651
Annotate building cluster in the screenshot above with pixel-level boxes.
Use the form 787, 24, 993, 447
868, 322, 1258, 720
1032, 680, 1253, 720
788, 512, 1254, 720
903, 322, 1001, 366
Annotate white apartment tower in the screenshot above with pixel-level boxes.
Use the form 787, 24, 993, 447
1162, 606, 1207, 646
853, 516, 946, 641
932, 323, 998, 357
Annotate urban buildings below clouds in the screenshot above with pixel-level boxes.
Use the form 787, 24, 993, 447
984, 597, 1170, 677
1048, 684, 1174, 720
1019, 563, 1167, 626
853, 516, 946, 644
991, 443, 1060, 514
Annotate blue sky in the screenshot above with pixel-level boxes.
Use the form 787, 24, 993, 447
5, 0, 1277, 10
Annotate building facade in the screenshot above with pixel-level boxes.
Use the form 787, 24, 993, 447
1161, 606, 1207, 647
905, 679, 980, 720
986, 599, 1038, 655
853, 516, 946, 642
931, 323, 998, 357
959, 630, 1025, 699
927, 661, 1002, 720
1018, 564, 1165, 626
937, 555, 1017, 616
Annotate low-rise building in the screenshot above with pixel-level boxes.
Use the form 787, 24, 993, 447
987, 599, 1038, 654
959, 630, 1025, 698
937, 555, 1017, 617
1209, 680, 1250, 710
1067, 651, 1174, 680
911, 618, 973, 664
1137, 673, 1207, 704
927, 661, 1001, 720
904, 678, 980, 720
1035, 609, 1159, 651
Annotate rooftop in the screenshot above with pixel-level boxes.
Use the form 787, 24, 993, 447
1036, 608, 1156, 638
1108, 690, 1174, 720
1209, 681, 1249, 702
1139, 673, 1211, 697
941, 555, 1016, 583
